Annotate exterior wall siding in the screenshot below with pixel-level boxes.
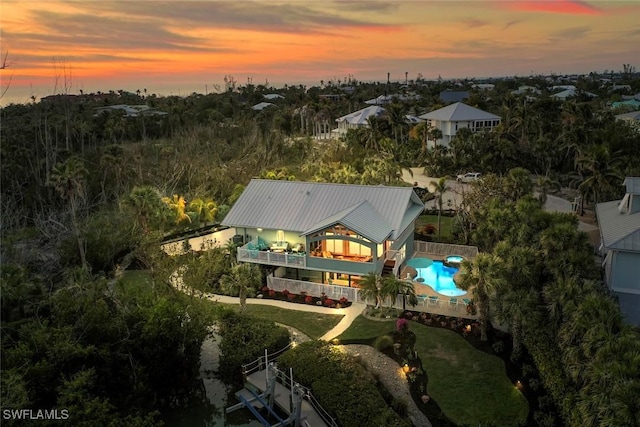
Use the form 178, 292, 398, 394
610, 251, 640, 293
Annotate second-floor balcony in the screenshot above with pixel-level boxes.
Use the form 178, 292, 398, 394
237, 246, 307, 268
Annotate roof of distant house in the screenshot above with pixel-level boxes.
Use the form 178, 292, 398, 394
612, 100, 640, 109
335, 105, 385, 125
221, 179, 424, 242
252, 102, 275, 111
615, 111, 640, 121
551, 88, 597, 99
419, 102, 500, 121
439, 91, 469, 103
263, 94, 284, 100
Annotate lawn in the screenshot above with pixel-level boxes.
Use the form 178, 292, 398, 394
336, 316, 529, 427
218, 303, 344, 340
118, 270, 343, 340
415, 214, 454, 237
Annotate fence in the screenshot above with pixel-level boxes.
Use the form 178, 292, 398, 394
267, 277, 362, 303
413, 241, 479, 259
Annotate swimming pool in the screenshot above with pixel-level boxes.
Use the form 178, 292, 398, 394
406, 257, 467, 297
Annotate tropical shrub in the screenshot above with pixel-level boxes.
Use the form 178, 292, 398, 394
217, 310, 290, 383
277, 341, 411, 427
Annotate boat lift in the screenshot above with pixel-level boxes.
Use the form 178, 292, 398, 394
226, 361, 306, 427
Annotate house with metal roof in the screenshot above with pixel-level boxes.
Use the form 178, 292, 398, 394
595, 177, 640, 326
550, 88, 597, 100
332, 105, 386, 135
418, 102, 501, 148
221, 179, 424, 289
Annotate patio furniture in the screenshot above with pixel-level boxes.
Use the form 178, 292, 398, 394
428, 296, 439, 306
462, 298, 472, 306
449, 297, 459, 307
417, 295, 428, 305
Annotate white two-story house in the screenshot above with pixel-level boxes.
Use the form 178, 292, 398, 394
418, 102, 501, 148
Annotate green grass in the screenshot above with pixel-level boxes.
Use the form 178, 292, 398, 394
219, 303, 344, 340
336, 316, 529, 427
415, 214, 454, 237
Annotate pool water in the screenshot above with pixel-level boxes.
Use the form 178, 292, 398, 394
446, 255, 464, 263
406, 258, 467, 297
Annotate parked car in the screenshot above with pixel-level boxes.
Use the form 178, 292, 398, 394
456, 172, 482, 183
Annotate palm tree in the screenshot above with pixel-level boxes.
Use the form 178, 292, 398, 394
430, 177, 449, 238
219, 263, 262, 313
127, 186, 167, 233
358, 273, 384, 308
456, 253, 504, 341
188, 198, 218, 225
224, 240, 239, 267
381, 275, 418, 310
49, 157, 88, 268
573, 144, 624, 208
535, 173, 561, 205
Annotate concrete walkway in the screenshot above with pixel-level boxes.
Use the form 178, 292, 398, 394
169, 268, 367, 341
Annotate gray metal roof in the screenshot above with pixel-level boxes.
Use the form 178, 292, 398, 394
624, 177, 640, 195
221, 179, 424, 240
301, 201, 392, 243
419, 102, 500, 122
596, 199, 640, 252
335, 106, 385, 125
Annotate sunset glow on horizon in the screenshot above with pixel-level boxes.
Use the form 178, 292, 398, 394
1, 0, 639, 104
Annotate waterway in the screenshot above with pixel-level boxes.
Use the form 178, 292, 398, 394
164, 327, 261, 427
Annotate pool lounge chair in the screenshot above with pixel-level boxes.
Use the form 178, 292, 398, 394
428, 296, 439, 306
462, 298, 472, 306
449, 297, 459, 307
417, 295, 428, 305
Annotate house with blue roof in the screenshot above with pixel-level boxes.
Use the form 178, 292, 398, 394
596, 177, 640, 326
221, 179, 424, 290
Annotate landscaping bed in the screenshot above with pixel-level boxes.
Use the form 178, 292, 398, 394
257, 286, 353, 309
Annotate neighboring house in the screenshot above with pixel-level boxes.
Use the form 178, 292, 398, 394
472, 83, 495, 90
622, 93, 640, 101
612, 100, 640, 109
596, 177, 640, 326
221, 179, 424, 288
93, 104, 167, 117
551, 88, 597, 100
364, 94, 421, 105
439, 91, 469, 103
418, 102, 501, 148
263, 94, 284, 100
612, 84, 632, 92
550, 85, 576, 91
332, 105, 385, 135
404, 114, 424, 124
615, 110, 640, 131
511, 85, 541, 96
251, 102, 275, 111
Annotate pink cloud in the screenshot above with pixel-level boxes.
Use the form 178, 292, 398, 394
506, 0, 602, 15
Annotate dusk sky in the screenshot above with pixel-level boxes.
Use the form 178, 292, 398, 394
1, 0, 639, 105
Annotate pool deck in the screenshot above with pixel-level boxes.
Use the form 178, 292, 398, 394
401, 252, 478, 320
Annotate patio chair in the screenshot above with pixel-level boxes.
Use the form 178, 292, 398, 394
417, 295, 428, 305
428, 296, 439, 306
462, 298, 472, 306
449, 297, 459, 308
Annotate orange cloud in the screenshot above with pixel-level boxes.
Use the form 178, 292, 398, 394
506, 0, 602, 15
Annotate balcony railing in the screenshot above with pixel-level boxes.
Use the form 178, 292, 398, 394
237, 247, 306, 267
